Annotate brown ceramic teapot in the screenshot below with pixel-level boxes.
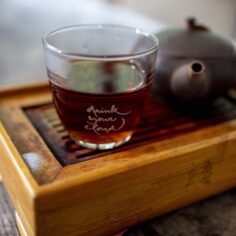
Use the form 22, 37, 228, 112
153, 18, 236, 103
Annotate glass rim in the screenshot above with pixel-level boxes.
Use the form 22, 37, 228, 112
42, 24, 159, 61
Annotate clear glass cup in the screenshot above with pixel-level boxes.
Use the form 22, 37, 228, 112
43, 24, 158, 150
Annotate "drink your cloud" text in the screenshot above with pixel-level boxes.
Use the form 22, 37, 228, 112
84, 105, 131, 135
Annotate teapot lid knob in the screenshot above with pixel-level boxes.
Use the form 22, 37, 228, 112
187, 17, 209, 31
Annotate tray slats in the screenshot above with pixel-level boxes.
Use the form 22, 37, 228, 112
24, 96, 236, 166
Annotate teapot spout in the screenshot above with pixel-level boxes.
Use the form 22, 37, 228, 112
190, 61, 205, 76
170, 61, 210, 102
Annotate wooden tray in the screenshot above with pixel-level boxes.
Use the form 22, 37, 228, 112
1, 82, 236, 236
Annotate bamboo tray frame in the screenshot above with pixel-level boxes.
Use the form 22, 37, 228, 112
0, 82, 236, 236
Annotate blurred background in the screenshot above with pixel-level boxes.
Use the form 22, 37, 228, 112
1, 0, 236, 87
114, 0, 236, 38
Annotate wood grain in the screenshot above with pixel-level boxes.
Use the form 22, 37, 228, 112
0, 123, 38, 235
1, 179, 236, 236
0, 81, 51, 107
33, 132, 236, 236
0, 106, 62, 185
0, 83, 236, 236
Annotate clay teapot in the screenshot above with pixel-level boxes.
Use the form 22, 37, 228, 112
153, 18, 236, 103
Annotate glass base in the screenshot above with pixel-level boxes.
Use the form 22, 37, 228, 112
77, 135, 131, 150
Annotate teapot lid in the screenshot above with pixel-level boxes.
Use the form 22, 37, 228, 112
157, 18, 235, 58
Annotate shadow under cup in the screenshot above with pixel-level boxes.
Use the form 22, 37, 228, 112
43, 25, 158, 150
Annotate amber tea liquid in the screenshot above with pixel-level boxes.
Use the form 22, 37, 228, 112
49, 61, 151, 149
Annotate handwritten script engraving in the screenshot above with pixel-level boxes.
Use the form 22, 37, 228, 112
84, 105, 131, 135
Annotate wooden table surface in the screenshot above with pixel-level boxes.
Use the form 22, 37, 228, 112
1, 1, 236, 235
